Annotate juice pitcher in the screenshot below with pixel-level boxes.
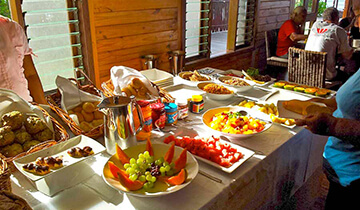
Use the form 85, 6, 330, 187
98, 95, 144, 154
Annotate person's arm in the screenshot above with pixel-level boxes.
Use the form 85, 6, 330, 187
290, 32, 308, 41
296, 112, 360, 147
23, 55, 47, 104
341, 49, 354, 60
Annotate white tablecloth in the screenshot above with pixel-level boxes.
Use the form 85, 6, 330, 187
11, 71, 329, 209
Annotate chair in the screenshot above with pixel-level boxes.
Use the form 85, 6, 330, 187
265, 29, 288, 68
288, 47, 327, 88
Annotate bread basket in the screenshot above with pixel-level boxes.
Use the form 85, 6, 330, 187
0, 104, 69, 171
46, 72, 104, 139
0, 154, 11, 192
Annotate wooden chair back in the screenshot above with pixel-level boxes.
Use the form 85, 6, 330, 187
288, 47, 327, 88
265, 29, 279, 58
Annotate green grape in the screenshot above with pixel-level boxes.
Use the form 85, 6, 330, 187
145, 171, 151, 176
139, 175, 146, 182
134, 169, 140, 174
158, 157, 164, 163
165, 165, 171, 172
146, 175, 152, 181
143, 182, 151, 189
124, 163, 130, 169
160, 167, 166, 173
155, 159, 162, 166
144, 151, 150, 158
161, 171, 166, 176
147, 181, 154, 188
163, 161, 169, 166
137, 159, 143, 165
131, 163, 139, 169
150, 176, 156, 183
130, 158, 136, 165
167, 170, 174, 176
126, 168, 132, 175
129, 174, 138, 181
128, 167, 135, 175
146, 156, 154, 163
138, 153, 145, 159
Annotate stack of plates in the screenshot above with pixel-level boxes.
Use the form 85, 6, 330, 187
141, 69, 174, 88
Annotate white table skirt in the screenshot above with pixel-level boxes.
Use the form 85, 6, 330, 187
11, 70, 329, 209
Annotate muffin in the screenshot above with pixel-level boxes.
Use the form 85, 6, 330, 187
33, 128, 53, 142
14, 129, 32, 144
24, 116, 47, 134
0, 126, 15, 147
23, 140, 41, 151
1, 111, 24, 130
1, 143, 23, 157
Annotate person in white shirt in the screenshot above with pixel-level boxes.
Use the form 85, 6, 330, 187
305, 7, 353, 81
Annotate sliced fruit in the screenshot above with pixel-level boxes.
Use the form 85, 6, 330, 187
108, 161, 122, 179
146, 138, 154, 156
116, 167, 144, 191
116, 143, 130, 164
304, 88, 318, 95
164, 135, 176, 144
164, 141, 175, 163
174, 148, 187, 172
166, 169, 187, 185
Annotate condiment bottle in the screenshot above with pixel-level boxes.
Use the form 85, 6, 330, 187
150, 102, 166, 129
190, 95, 204, 113
177, 100, 188, 120
165, 103, 178, 125
136, 100, 152, 141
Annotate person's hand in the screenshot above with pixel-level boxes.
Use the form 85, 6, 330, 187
307, 98, 337, 112
295, 112, 336, 136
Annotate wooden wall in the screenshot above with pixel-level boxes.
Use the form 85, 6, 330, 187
87, 0, 184, 86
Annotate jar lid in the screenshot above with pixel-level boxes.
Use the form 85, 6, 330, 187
177, 100, 187, 106
150, 102, 165, 110
192, 95, 203, 102
165, 103, 178, 112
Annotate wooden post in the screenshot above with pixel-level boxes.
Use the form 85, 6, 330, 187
226, 0, 239, 52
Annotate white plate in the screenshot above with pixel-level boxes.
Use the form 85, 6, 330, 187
13, 135, 105, 182
141, 69, 174, 84
177, 72, 212, 86
170, 138, 255, 173
202, 106, 272, 139
102, 142, 199, 197
197, 82, 235, 101
164, 84, 205, 102
271, 84, 336, 99
218, 76, 253, 92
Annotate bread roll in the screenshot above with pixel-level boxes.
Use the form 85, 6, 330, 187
82, 102, 96, 113
81, 110, 94, 122
131, 78, 144, 89
75, 112, 84, 123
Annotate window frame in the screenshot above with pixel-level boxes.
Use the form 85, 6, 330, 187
184, 0, 258, 65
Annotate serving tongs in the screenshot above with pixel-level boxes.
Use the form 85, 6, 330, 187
241, 70, 265, 85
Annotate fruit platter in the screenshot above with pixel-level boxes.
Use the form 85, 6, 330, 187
102, 139, 198, 197
237, 100, 296, 128
272, 81, 336, 99
163, 135, 255, 173
202, 106, 272, 139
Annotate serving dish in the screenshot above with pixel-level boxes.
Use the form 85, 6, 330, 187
102, 142, 198, 197
271, 81, 336, 99
202, 106, 272, 139
178, 71, 212, 86
218, 76, 252, 92
197, 82, 235, 101
13, 135, 104, 196
141, 69, 174, 88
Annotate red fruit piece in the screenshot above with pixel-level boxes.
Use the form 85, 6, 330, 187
146, 138, 154, 156
116, 143, 130, 164
164, 135, 175, 144
174, 148, 187, 172
167, 169, 187, 185
164, 141, 175, 163
108, 161, 144, 191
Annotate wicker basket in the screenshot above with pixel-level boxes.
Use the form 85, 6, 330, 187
0, 190, 32, 210
101, 79, 174, 102
46, 78, 104, 139
0, 104, 69, 171
0, 155, 11, 192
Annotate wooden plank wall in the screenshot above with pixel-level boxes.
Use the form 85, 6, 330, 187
255, 0, 291, 71
88, 0, 183, 86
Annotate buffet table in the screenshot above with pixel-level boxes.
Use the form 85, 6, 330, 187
10, 71, 329, 209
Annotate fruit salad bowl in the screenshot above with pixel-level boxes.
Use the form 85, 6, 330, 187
102, 141, 198, 197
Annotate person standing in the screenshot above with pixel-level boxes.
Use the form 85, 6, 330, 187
0, 15, 46, 104
276, 6, 308, 58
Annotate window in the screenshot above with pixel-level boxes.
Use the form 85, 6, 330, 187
185, 0, 257, 61
11, 0, 84, 91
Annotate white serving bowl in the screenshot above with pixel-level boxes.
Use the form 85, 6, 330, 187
197, 82, 235, 101
218, 76, 252, 92
178, 71, 212, 86
202, 106, 272, 139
